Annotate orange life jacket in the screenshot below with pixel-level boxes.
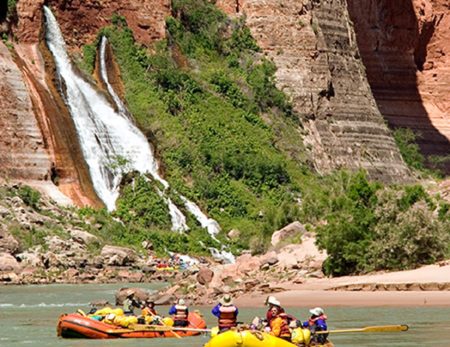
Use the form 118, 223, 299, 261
270, 313, 291, 338
173, 305, 188, 322
218, 305, 238, 330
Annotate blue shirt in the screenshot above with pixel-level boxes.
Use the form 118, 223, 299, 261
211, 304, 239, 318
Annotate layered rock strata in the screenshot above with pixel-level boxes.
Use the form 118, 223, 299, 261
218, 0, 411, 183
347, 0, 450, 173
0, 42, 52, 181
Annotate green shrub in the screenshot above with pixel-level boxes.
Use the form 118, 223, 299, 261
17, 185, 41, 210
393, 128, 425, 171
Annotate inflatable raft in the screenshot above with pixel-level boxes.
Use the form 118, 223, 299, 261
57, 311, 206, 339
204, 330, 334, 347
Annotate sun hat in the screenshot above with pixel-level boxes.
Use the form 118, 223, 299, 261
177, 298, 186, 305
309, 307, 324, 316
266, 296, 281, 307
220, 294, 233, 306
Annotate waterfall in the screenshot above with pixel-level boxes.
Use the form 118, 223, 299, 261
99, 36, 130, 118
44, 7, 234, 260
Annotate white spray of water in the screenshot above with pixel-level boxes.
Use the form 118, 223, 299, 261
45, 8, 234, 261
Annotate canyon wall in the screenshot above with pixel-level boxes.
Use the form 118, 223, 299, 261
218, 0, 411, 182
347, 0, 449, 173
0, 0, 170, 206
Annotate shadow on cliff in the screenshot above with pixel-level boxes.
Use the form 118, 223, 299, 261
347, 0, 450, 175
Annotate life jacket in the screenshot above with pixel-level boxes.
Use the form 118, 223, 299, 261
308, 314, 328, 329
266, 306, 285, 323
173, 304, 188, 322
270, 314, 291, 338
278, 313, 291, 338
218, 305, 238, 330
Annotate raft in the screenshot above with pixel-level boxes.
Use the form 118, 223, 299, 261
57, 311, 206, 339
204, 330, 334, 347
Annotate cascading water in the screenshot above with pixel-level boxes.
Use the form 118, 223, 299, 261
44, 7, 234, 261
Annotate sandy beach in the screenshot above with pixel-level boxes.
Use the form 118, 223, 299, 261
235, 263, 450, 307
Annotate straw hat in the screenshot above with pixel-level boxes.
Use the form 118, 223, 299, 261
220, 294, 233, 306
309, 307, 324, 316
125, 289, 135, 297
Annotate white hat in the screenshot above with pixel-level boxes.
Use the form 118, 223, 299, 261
267, 296, 281, 307
177, 298, 186, 305
309, 307, 324, 316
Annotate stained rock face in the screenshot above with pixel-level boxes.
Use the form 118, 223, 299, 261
347, 0, 450, 173
217, 0, 411, 183
0, 42, 52, 181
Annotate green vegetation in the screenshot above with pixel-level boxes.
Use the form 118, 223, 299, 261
17, 185, 41, 210
71, 0, 450, 274
7, 0, 17, 20
315, 172, 450, 276
393, 128, 426, 171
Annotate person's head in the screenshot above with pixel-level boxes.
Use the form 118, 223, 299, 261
177, 298, 186, 306
266, 296, 281, 308
125, 289, 135, 298
270, 305, 280, 317
309, 307, 324, 317
219, 294, 233, 307
146, 300, 155, 307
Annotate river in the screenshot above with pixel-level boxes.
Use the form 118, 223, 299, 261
1, 284, 448, 346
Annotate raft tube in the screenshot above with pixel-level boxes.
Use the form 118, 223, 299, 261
57, 311, 206, 339
204, 330, 334, 347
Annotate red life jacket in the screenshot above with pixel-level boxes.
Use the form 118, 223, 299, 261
278, 313, 291, 338
218, 305, 238, 330
308, 314, 328, 327
174, 305, 188, 322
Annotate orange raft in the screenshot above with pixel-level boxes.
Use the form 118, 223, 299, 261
57, 311, 207, 339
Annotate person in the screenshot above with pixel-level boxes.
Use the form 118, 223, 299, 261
122, 290, 140, 315
303, 307, 328, 344
211, 294, 239, 332
142, 299, 158, 316
269, 305, 291, 341
169, 298, 189, 327
265, 296, 285, 324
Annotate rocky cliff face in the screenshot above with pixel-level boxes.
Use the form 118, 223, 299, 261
347, 0, 449, 173
218, 0, 411, 182
0, 0, 170, 206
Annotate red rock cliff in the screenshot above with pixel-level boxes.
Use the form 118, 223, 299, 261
218, 0, 411, 182
347, 0, 449, 173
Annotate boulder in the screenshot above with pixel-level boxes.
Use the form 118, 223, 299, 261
16, 251, 43, 267
0, 229, 20, 254
100, 245, 137, 266
227, 229, 240, 240
197, 267, 214, 285
70, 229, 98, 244
271, 221, 307, 247
0, 253, 21, 271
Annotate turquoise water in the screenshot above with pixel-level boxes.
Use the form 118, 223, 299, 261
1, 284, 449, 346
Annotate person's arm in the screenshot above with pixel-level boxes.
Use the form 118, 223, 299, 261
235, 307, 239, 316
316, 319, 327, 331
168, 305, 176, 315
211, 304, 221, 317
270, 318, 281, 337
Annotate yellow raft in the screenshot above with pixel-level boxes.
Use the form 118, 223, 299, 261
204, 330, 334, 347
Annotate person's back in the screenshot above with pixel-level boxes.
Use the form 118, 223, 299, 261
212, 295, 238, 332
169, 299, 189, 327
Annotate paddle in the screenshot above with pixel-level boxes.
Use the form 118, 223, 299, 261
106, 325, 211, 335
316, 324, 409, 334
147, 310, 182, 339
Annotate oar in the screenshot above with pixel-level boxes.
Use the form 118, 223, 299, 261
106, 325, 211, 335
147, 310, 182, 339
316, 325, 409, 334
